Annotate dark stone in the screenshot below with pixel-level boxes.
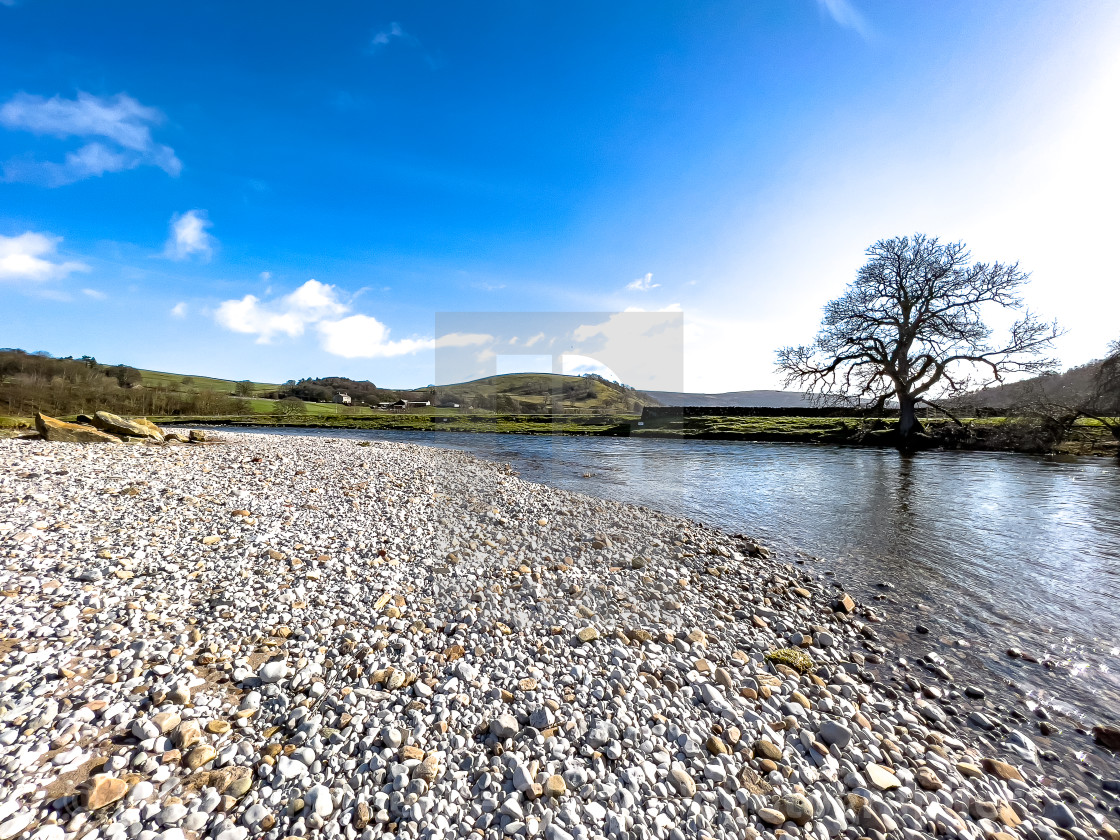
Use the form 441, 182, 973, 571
1093, 726, 1120, 751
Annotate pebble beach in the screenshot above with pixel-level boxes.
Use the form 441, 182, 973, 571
1, 432, 1117, 840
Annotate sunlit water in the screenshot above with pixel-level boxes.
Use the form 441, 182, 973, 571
214, 427, 1120, 776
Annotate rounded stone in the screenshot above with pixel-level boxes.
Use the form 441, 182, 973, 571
82, 775, 129, 810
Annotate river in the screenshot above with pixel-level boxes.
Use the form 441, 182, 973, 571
213, 426, 1120, 784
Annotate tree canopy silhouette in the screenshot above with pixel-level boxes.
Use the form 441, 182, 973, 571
777, 234, 1061, 442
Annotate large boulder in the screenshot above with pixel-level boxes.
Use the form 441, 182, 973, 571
36, 413, 121, 443
92, 410, 161, 440
134, 417, 165, 439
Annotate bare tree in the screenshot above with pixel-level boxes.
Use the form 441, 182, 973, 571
777, 234, 1061, 443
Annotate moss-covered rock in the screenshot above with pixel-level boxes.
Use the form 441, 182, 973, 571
765, 648, 814, 674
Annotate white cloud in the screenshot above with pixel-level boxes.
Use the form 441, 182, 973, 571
214, 278, 432, 358
0, 232, 88, 282
569, 310, 685, 391
523, 332, 546, 348
164, 210, 215, 261
562, 355, 623, 382
622, 303, 682, 313
170, 302, 187, 318
0, 92, 181, 186
215, 279, 347, 343
81, 288, 106, 300
435, 332, 493, 348
318, 314, 433, 358
626, 272, 660, 292
259, 270, 271, 281
815, 0, 871, 39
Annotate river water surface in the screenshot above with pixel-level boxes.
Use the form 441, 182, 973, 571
215, 427, 1120, 784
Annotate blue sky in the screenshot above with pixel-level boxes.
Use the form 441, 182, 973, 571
1, 0, 1118, 390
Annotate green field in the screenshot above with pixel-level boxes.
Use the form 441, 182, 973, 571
4, 352, 1113, 452
131, 368, 653, 415
137, 369, 279, 395
631, 414, 1119, 455
432, 372, 655, 414
6, 409, 1117, 452
237, 398, 377, 417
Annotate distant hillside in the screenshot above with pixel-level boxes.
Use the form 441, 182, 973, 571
138, 368, 279, 395
282, 371, 656, 414
947, 360, 1106, 411
0, 349, 264, 418
641, 389, 816, 408
431, 373, 657, 414
0, 348, 656, 418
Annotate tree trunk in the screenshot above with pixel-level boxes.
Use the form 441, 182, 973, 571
897, 396, 924, 442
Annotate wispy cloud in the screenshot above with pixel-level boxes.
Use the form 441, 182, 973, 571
0, 92, 181, 186
163, 210, 215, 261
82, 288, 106, 300
435, 332, 493, 348
815, 0, 871, 39
0, 232, 89, 282
472, 281, 506, 292
170, 302, 188, 318
368, 21, 441, 68
214, 278, 432, 358
626, 272, 660, 292
370, 21, 414, 50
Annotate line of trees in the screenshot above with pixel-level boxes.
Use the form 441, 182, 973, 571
279, 376, 383, 404
995, 340, 1120, 451
0, 348, 242, 418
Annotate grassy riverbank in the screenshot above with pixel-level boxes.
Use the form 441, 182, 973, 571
4, 411, 1117, 454
152, 413, 635, 436
632, 414, 1119, 455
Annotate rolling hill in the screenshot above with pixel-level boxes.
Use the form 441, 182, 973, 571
0, 348, 657, 419
432, 373, 655, 413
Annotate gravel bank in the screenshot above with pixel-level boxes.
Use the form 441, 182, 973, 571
0, 432, 1117, 840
